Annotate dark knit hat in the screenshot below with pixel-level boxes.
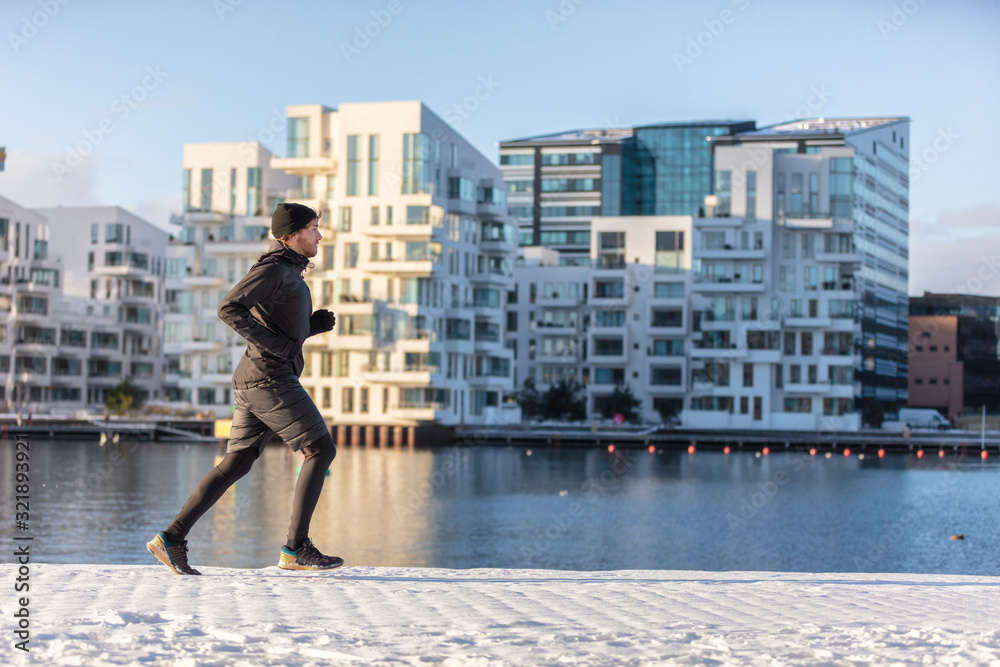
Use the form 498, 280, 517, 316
271, 203, 318, 239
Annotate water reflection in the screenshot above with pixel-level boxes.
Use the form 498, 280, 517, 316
0, 439, 996, 574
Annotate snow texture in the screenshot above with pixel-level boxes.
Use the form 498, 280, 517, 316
4, 564, 1000, 666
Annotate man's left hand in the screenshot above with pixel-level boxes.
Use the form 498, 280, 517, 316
310, 309, 336, 334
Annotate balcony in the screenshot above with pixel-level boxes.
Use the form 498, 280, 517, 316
469, 373, 511, 388
784, 381, 833, 395
270, 155, 337, 174
695, 215, 744, 227
182, 274, 224, 288
182, 339, 222, 352
361, 366, 438, 384
779, 214, 833, 229
470, 271, 514, 287
539, 352, 581, 366
534, 322, 579, 336
815, 250, 860, 264
480, 238, 518, 255
363, 258, 440, 275
692, 276, 765, 293
94, 264, 148, 278
785, 316, 832, 328
690, 344, 747, 360
365, 223, 446, 238
693, 246, 766, 260
185, 210, 227, 224
204, 239, 271, 255
476, 200, 505, 219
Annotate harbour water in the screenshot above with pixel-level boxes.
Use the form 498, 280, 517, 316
1, 438, 997, 574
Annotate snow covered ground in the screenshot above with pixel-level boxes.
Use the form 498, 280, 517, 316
4, 564, 999, 666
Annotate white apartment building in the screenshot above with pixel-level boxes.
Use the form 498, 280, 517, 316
273, 102, 516, 429
506, 117, 908, 431
169, 102, 518, 433
35, 206, 168, 406
0, 196, 125, 414
508, 217, 693, 422
164, 142, 299, 409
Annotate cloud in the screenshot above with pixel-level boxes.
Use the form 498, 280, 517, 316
911, 205, 1000, 239
910, 206, 1000, 296
0, 150, 102, 208
129, 193, 183, 234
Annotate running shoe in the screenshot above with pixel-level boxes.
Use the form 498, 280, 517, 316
146, 532, 202, 575
278, 538, 344, 570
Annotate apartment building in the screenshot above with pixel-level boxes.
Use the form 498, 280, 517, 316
504, 116, 909, 431
1, 196, 132, 413
35, 206, 168, 406
164, 142, 299, 409
909, 293, 1000, 418
499, 120, 754, 265
169, 102, 517, 431
705, 117, 910, 425
507, 217, 693, 422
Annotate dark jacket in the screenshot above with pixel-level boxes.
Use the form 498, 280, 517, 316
218, 240, 322, 389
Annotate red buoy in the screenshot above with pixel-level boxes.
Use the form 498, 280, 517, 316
843, 448, 851, 457
762, 447, 770, 456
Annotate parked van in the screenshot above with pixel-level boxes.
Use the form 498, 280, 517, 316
896, 408, 950, 430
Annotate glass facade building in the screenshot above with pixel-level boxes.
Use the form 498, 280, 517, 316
623, 122, 755, 216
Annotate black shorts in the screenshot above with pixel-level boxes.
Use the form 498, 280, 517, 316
226, 380, 329, 454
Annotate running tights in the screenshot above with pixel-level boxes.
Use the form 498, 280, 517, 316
164, 433, 337, 551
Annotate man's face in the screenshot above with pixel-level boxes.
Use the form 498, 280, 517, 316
287, 218, 322, 258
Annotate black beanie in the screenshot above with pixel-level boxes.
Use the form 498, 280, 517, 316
271, 203, 318, 239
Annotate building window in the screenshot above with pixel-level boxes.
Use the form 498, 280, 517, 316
403, 133, 431, 194
655, 231, 684, 273
360, 387, 369, 414
182, 169, 192, 212
714, 170, 731, 216
346, 135, 360, 196
368, 135, 379, 196
246, 167, 261, 215
598, 232, 625, 269
743, 363, 753, 387
830, 158, 853, 220
288, 117, 309, 158
200, 169, 213, 211
338, 207, 352, 232
746, 170, 757, 223
342, 387, 354, 413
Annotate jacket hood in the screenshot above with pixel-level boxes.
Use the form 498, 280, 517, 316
258, 239, 310, 270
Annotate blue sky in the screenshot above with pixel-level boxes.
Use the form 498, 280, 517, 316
2, 0, 998, 295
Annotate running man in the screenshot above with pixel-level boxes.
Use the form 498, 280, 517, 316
148, 203, 341, 574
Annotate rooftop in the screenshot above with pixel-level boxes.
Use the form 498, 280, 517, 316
736, 116, 909, 138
